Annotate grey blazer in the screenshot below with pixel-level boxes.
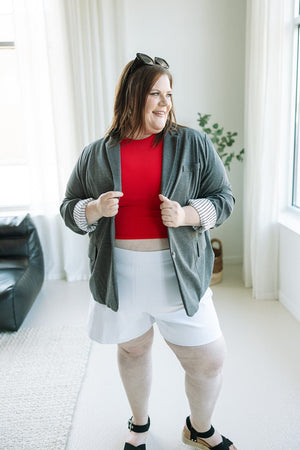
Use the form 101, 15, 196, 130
60, 126, 234, 316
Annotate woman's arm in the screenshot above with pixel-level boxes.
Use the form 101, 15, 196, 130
159, 194, 201, 228
159, 132, 234, 231
85, 191, 123, 225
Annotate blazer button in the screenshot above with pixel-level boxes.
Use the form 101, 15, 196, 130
171, 251, 176, 260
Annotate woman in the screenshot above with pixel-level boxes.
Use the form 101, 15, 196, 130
60, 53, 237, 450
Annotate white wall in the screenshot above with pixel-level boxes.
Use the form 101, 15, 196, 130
277, 2, 300, 323
122, 0, 246, 263
279, 223, 300, 321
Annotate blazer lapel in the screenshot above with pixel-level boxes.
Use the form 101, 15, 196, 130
161, 131, 180, 197
105, 139, 122, 191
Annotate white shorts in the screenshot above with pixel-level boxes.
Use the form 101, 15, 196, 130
87, 247, 222, 346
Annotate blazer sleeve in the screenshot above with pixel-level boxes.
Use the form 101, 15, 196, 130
60, 146, 94, 235
197, 134, 235, 228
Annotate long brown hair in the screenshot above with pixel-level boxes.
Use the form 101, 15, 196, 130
106, 60, 177, 144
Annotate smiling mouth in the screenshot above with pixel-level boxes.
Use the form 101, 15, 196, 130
153, 111, 166, 117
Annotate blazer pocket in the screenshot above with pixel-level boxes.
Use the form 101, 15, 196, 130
171, 163, 201, 201
182, 162, 201, 172
88, 244, 97, 271
197, 235, 206, 257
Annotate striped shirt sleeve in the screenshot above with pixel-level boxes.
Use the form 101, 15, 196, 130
73, 198, 97, 232
73, 197, 216, 233
188, 198, 217, 232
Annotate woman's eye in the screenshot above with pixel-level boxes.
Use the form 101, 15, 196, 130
150, 92, 172, 98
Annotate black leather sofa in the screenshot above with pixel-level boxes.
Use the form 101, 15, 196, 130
0, 214, 44, 331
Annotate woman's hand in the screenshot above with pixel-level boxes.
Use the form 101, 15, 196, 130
86, 191, 123, 225
97, 191, 124, 217
159, 194, 201, 228
159, 194, 185, 228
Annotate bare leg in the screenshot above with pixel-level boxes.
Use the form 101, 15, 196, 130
166, 336, 234, 448
117, 327, 154, 447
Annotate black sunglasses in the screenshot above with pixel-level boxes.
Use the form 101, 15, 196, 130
128, 53, 169, 77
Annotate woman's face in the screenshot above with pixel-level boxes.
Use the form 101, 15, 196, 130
142, 74, 172, 138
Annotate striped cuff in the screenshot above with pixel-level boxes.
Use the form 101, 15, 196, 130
73, 198, 97, 232
188, 198, 217, 232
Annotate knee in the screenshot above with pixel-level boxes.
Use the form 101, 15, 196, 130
199, 349, 226, 378
118, 327, 154, 359
169, 337, 227, 379
192, 339, 227, 379
186, 355, 225, 380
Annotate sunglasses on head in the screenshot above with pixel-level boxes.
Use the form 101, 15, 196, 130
128, 53, 169, 77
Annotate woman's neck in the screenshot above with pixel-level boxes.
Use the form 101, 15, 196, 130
130, 132, 153, 140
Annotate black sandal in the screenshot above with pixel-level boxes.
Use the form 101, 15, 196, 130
182, 416, 237, 449
123, 416, 150, 450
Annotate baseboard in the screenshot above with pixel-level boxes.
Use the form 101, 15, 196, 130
279, 290, 300, 322
223, 256, 243, 265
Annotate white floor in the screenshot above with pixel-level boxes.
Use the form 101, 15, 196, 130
21, 265, 300, 450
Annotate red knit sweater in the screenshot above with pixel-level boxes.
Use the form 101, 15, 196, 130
115, 135, 168, 239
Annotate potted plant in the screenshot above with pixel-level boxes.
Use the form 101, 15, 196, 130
197, 113, 244, 284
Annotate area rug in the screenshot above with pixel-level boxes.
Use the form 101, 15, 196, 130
0, 326, 91, 450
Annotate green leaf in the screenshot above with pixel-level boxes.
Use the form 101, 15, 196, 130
197, 113, 244, 170
197, 113, 211, 127
225, 154, 234, 165
236, 149, 244, 162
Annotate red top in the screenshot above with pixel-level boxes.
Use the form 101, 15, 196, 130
115, 135, 168, 239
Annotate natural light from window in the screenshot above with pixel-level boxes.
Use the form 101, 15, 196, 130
0, 0, 30, 210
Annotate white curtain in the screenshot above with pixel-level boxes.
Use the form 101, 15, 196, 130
13, 0, 124, 280
64, 0, 125, 148
243, 0, 294, 299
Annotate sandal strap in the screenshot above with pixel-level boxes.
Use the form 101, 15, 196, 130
186, 416, 215, 439
185, 417, 234, 449
124, 444, 146, 450
210, 436, 234, 449
128, 416, 150, 433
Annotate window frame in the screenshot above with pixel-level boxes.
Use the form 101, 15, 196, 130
292, 7, 300, 209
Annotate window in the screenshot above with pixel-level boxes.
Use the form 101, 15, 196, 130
0, 0, 30, 209
293, 2, 300, 209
